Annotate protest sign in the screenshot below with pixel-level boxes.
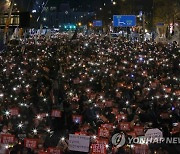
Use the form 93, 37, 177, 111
69, 134, 90, 152
1, 134, 15, 144
24, 138, 38, 149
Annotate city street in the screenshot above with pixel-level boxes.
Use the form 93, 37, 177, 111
0, 0, 180, 154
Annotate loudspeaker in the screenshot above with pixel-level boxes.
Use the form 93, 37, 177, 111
19, 12, 30, 28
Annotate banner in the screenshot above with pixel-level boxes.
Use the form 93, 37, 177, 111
68, 134, 90, 152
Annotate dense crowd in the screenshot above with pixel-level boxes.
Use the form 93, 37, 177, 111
0, 33, 179, 153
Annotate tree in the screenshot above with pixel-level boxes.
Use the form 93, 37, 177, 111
153, 0, 180, 25
0, 0, 10, 14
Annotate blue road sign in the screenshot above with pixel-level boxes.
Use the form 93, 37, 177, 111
157, 23, 164, 26
93, 20, 102, 27
113, 15, 136, 27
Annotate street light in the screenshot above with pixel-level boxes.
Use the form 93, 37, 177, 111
113, 1, 116, 5
89, 23, 93, 27
78, 22, 82, 26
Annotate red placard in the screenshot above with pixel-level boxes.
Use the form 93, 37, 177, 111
73, 78, 80, 84
160, 112, 169, 119
127, 131, 136, 137
175, 90, 180, 96
38, 151, 49, 154
71, 104, 79, 110
91, 144, 107, 154
9, 108, 19, 116
80, 125, 90, 132
48, 147, 61, 154
171, 127, 180, 134
51, 110, 61, 117
75, 131, 87, 135
101, 123, 113, 131
111, 108, 119, 115
164, 87, 171, 93
98, 127, 110, 138
134, 126, 144, 136
119, 122, 131, 131
1, 134, 15, 144
89, 93, 96, 99
72, 115, 82, 124
40, 113, 47, 118
117, 82, 124, 88
99, 115, 109, 123
95, 138, 108, 145
116, 114, 127, 121
151, 82, 157, 88
116, 92, 121, 98
24, 138, 38, 149
133, 144, 149, 154
36, 113, 46, 120
96, 102, 105, 109
104, 100, 113, 107
72, 96, 79, 101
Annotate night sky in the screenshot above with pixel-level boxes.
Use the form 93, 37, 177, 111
10, 0, 153, 13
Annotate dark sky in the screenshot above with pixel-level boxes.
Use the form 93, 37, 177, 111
13, 0, 153, 13
47, 0, 104, 11
14, 0, 99, 11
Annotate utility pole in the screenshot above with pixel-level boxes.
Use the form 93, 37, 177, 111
4, 0, 14, 44
142, 13, 145, 41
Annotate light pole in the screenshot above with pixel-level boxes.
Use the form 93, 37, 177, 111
142, 13, 145, 41
4, 0, 14, 44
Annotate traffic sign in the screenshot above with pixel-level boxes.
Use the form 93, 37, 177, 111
93, 20, 102, 27
113, 15, 136, 27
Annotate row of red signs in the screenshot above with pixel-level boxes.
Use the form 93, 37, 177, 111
75, 122, 144, 138
1, 134, 149, 154
90, 139, 148, 154
6, 108, 61, 118
0, 135, 61, 153
38, 147, 61, 154
98, 124, 144, 138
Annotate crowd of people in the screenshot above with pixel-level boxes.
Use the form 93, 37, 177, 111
0, 32, 179, 153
